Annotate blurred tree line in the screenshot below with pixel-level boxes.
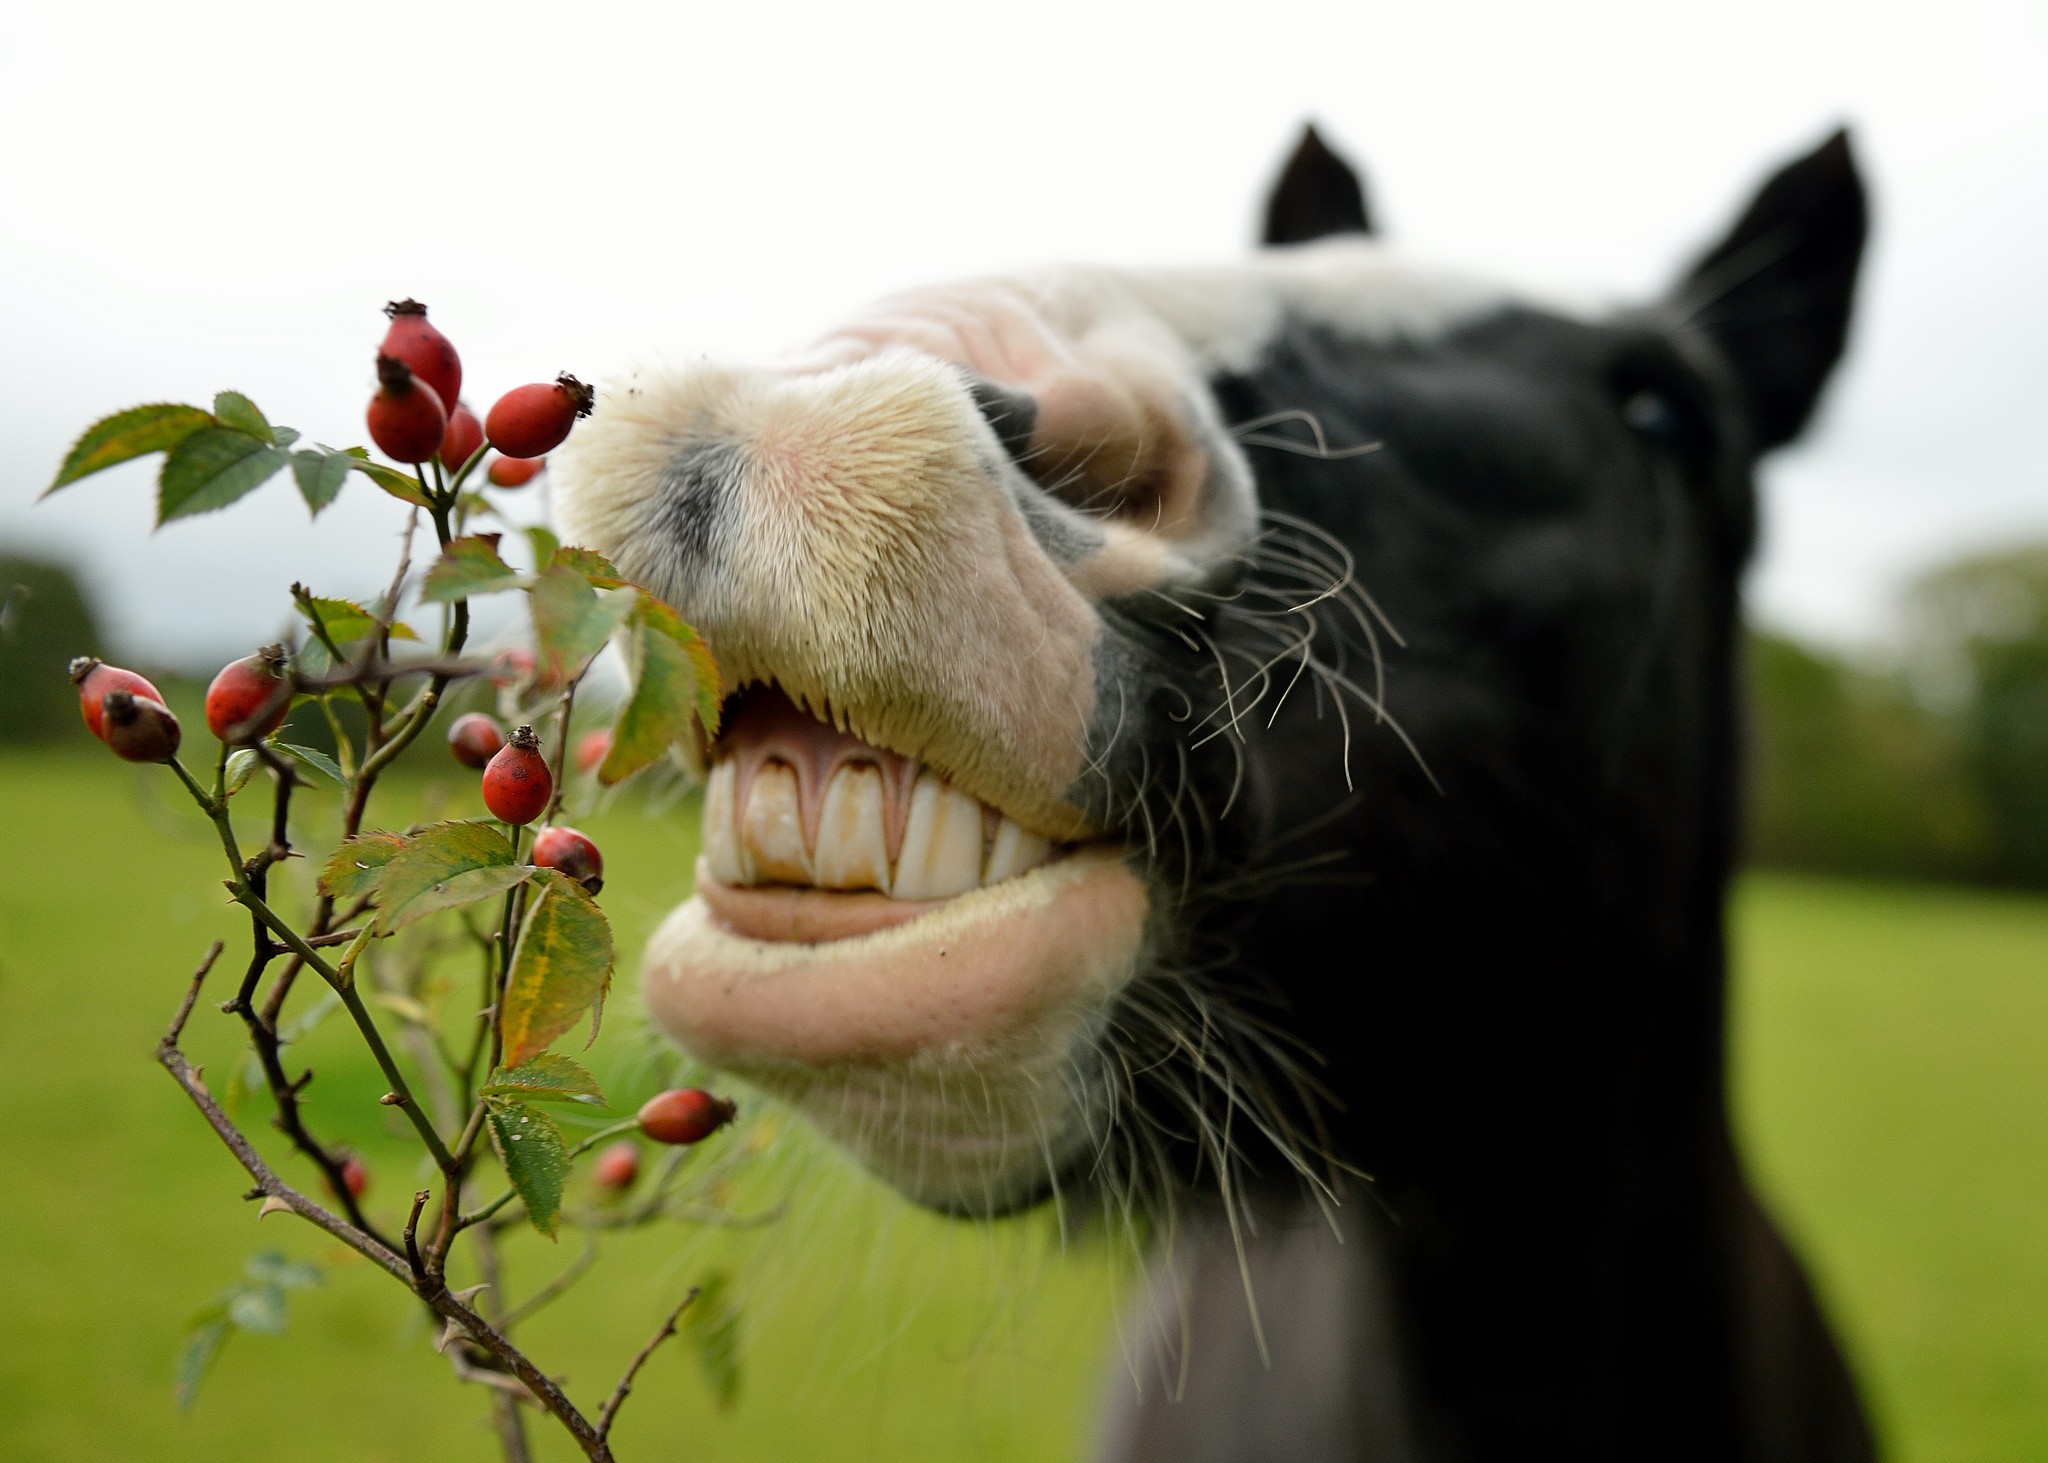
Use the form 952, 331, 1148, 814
1749, 543, 2048, 888
7, 545, 2048, 888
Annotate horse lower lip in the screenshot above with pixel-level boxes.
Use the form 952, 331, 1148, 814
695, 862, 947, 943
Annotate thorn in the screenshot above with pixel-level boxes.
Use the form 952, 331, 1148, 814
449, 1282, 492, 1306
258, 1196, 293, 1220
379, 1091, 403, 1106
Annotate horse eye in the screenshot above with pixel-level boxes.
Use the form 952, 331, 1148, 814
1621, 389, 1683, 448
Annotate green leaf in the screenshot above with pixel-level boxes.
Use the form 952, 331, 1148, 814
480, 1052, 605, 1106
421, 534, 522, 603
528, 564, 633, 691
317, 831, 407, 900
211, 391, 273, 443
524, 524, 561, 568
157, 426, 290, 524
343, 447, 434, 508
274, 742, 344, 786
499, 869, 613, 1069
244, 1251, 321, 1291
486, 1098, 569, 1237
174, 1308, 231, 1411
228, 1282, 287, 1335
297, 594, 418, 645
272, 426, 302, 449
600, 593, 721, 784
223, 748, 261, 797
548, 545, 627, 589
289, 449, 352, 516
46, 402, 212, 495
373, 821, 522, 934
683, 1271, 742, 1409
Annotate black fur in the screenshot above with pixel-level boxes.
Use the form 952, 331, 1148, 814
1087, 132, 1875, 1460
1264, 124, 1375, 245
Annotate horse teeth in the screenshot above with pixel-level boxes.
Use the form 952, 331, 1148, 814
741, 762, 812, 885
983, 818, 1052, 885
707, 756, 1058, 897
890, 773, 986, 900
702, 760, 748, 885
813, 763, 893, 891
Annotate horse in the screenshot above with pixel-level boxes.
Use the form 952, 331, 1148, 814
553, 123, 1873, 1460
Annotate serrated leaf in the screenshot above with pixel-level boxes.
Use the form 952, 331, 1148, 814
373, 821, 519, 934
223, 748, 261, 797
600, 593, 721, 784
524, 524, 560, 568
290, 450, 352, 516
683, 1271, 741, 1409
529, 564, 633, 691
421, 534, 522, 603
158, 427, 290, 524
47, 402, 213, 495
228, 1282, 287, 1335
548, 545, 627, 589
211, 391, 273, 443
343, 447, 434, 508
486, 1099, 568, 1237
499, 869, 613, 1069
481, 1052, 605, 1106
244, 1251, 321, 1291
297, 594, 418, 645
174, 1309, 231, 1412
318, 831, 407, 900
389, 863, 530, 931
271, 426, 301, 448
274, 742, 344, 786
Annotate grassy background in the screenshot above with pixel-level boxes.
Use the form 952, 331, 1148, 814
1, 745, 2043, 1460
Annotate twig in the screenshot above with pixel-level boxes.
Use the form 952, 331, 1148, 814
405, 1189, 430, 1281
596, 1290, 698, 1441
158, 972, 611, 1458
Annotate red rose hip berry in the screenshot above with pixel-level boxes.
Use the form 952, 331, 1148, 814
574, 728, 612, 774
481, 724, 551, 825
531, 826, 603, 893
446, 711, 506, 769
636, 1088, 736, 1145
69, 657, 164, 741
439, 401, 484, 470
337, 1153, 370, 1200
486, 454, 545, 488
205, 644, 291, 744
101, 691, 182, 763
379, 299, 461, 417
591, 1141, 639, 1194
485, 374, 595, 459
367, 355, 448, 464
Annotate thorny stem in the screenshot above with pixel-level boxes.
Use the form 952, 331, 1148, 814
157, 950, 647, 1460
597, 1291, 698, 1441
544, 672, 582, 824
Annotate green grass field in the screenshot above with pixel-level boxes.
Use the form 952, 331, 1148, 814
1, 745, 2043, 1460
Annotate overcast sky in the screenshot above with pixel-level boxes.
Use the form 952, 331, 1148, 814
3, 0, 2042, 666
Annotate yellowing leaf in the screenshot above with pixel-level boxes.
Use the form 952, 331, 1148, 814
499, 869, 613, 1069
547, 545, 626, 588
47, 403, 213, 495
297, 594, 418, 645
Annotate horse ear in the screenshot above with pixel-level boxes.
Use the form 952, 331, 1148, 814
1678, 128, 1869, 452
1262, 124, 1374, 246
